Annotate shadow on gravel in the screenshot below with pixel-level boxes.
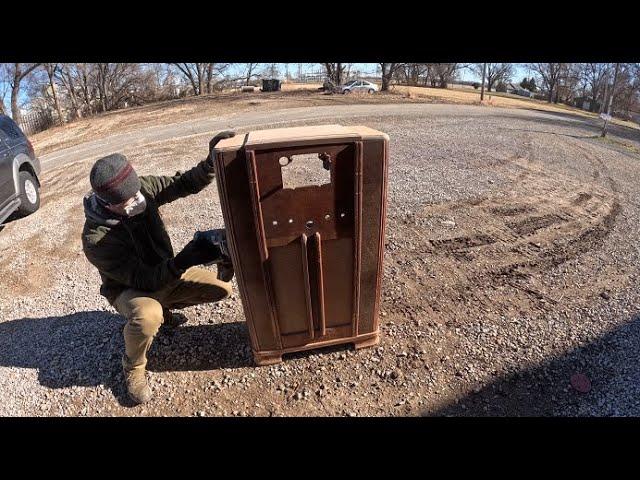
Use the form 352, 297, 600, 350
147, 321, 252, 372
426, 315, 640, 417
0, 310, 251, 407
0, 212, 24, 231
504, 128, 601, 140
506, 111, 640, 144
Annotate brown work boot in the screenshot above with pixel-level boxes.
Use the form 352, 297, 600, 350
122, 356, 152, 405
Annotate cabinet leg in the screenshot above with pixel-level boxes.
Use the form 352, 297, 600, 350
353, 333, 380, 351
253, 351, 283, 366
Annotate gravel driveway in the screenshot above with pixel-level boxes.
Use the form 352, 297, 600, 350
1, 104, 640, 416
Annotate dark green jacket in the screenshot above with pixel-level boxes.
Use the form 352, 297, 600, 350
82, 158, 216, 304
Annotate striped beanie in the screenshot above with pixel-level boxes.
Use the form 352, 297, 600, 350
89, 153, 141, 205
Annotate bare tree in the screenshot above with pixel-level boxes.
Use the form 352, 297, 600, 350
431, 63, 459, 88
578, 63, 612, 111
242, 63, 261, 85
42, 63, 64, 124
617, 64, 640, 115
472, 63, 513, 92
379, 63, 403, 91
55, 63, 89, 119
170, 63, 228, 96
397, 64, 431, 86
5, 63, 238, 129
170, 63, 206, 96
93, 63, 146, 111
323, 63, 346, 85
264, 63, 280, 79
8, 63, 41, 124
70, 63, 100, 115
528, 63, 570, 103
144, 63, 181, 100
0, 64, 10, 115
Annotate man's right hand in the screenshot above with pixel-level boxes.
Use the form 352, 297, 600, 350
207, 131, 236, 165
173, 236, 222, 271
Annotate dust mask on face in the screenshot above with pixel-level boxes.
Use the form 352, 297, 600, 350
123, 191, 147, 217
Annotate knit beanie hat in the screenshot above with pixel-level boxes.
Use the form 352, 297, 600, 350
89, 153, 141, 205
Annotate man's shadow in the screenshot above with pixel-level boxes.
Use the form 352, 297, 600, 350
0, 310, 252, 407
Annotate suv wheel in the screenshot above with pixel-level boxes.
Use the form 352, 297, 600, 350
16, 171, 40, 216
368, 88, 375, 94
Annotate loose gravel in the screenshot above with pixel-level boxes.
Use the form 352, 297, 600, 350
1, 104, 640, 416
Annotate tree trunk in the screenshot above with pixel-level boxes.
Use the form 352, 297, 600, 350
11, 81, 21, 125
206, 63, 214, 94
380, 63, 396, 92
99, 81, 107, 112
486, 77, 494, 92
48, 68, 64, 124
323, 63, 344, 85
66, 77, 81, 119
186, 73, 199, 96
381, 64, 389, 91
97, 64, 108, 112
197, 64, 205, 96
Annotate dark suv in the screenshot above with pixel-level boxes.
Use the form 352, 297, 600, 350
0, 114, 41, 228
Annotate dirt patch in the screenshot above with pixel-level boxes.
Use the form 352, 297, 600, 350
393, 151, 621, 335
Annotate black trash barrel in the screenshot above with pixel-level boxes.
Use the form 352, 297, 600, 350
261, 79, 281, 92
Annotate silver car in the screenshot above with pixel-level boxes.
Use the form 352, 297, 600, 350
341, 80, 379, 94
0, 114, 41, 229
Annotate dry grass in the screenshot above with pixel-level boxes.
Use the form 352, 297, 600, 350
31, 83, 640, 157
30, 87, 417, 156
391, 85, 640, 129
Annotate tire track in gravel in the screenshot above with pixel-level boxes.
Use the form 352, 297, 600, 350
394, 140, 620, 316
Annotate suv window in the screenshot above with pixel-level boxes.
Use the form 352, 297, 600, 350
0, 116, 24, 140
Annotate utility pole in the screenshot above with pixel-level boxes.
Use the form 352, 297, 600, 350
480, 63, 487, 101
607, 62, 620, 115
602, 62, 620, 138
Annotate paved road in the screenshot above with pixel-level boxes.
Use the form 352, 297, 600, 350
41, 104, 596, 171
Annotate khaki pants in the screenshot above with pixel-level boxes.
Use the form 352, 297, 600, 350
113, 267, 232, 373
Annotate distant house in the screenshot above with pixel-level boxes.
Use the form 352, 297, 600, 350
506, 83, 534, 98
573, 96, 601, 113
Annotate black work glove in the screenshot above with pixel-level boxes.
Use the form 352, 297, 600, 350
207, 130, 236, 166
173, 236, 222, 271
193, 229, 234, 282
217, 261, 234, 283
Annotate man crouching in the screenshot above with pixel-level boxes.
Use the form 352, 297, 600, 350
81, 131, 235, 404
